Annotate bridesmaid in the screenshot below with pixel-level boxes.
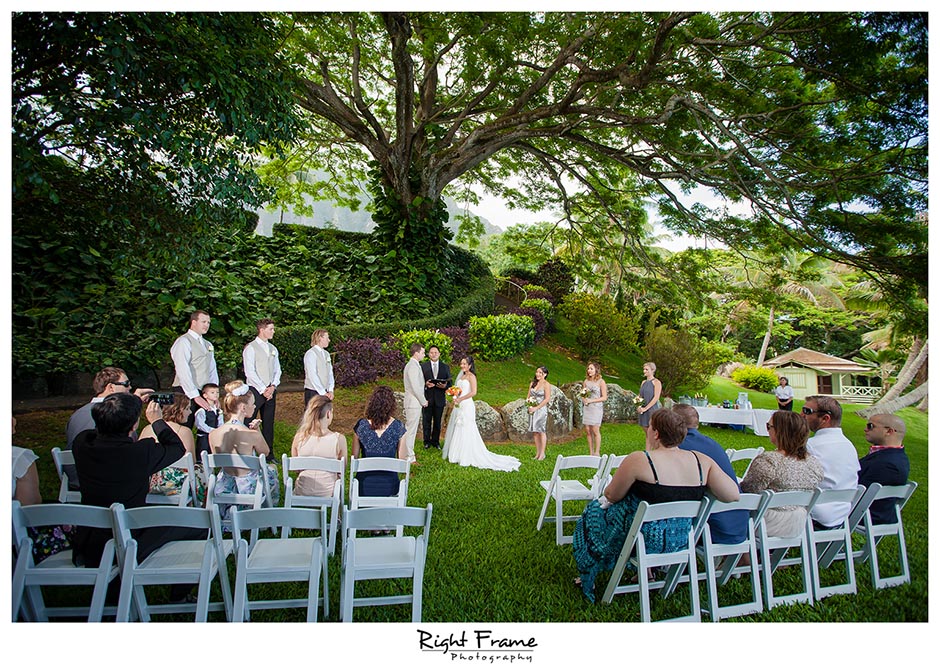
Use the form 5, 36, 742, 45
581, 362, 608, 457
637, 362, 662, 434
527, 366, 551, 460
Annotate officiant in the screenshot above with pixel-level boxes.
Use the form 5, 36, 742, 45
421, 345, 452, 449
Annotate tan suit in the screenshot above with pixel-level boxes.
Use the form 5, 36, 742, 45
403, 357, 427, 462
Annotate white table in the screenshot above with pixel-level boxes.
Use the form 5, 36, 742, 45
693, 407, 773, 437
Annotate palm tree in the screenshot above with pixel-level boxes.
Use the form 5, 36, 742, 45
721, 250, 845, 366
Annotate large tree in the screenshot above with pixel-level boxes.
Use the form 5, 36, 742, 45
274, 12, 926, 294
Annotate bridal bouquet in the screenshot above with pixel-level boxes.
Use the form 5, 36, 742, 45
579, 386, 592, 399
525, 396, 540, 408
633, 395, 644, 405
446, 386, 461, 403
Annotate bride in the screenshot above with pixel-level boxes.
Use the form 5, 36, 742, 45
442, 356, 520, 472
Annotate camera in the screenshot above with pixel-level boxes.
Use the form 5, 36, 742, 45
149, 392, 176, 406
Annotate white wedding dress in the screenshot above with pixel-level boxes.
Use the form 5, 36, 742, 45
442, 377, 520, 472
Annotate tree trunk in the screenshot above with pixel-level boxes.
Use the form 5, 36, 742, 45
916, 393, 928, 412
756, 305, 775, 367
857, 381, 928, 418
878, 337, 927, 404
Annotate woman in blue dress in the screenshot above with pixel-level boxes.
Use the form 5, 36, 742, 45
637, 361, 662, 432
572, 410, 739, 602
352, 385, 407, 496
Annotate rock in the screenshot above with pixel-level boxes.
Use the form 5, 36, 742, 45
474, 401, 509, 442
503, 383, 572, 442
601, 383, 641, 423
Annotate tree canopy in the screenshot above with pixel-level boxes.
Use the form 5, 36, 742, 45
273, 11, 926, 295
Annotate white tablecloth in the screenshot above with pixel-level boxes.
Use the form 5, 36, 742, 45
694, 406, 773, 437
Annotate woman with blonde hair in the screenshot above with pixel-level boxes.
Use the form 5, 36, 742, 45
581, 362, 608, 457
209, 380, 280, 526
741, 410, 824, 537
637, 361, 662, 433
291, 394, 347, 497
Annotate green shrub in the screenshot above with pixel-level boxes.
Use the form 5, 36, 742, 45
392, 329, 453, 362
558, 293, 638, 358
643, 324, 719, 396
468, 314, 535, 361
520, 298, 554, 322
537, 258, 575, 300
731, 364, 780, 393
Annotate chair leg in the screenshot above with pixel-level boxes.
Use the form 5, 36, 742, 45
116, 543, 137, 622
536, 487, 552, 531
307, 563, 320, 622
341, 570, 355, 622
555, 495, 564, 545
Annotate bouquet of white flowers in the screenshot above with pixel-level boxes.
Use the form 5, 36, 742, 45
525, 396, 540, 408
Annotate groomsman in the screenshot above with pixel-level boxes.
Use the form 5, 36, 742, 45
421, 345, 452, 449
243, 318, 281, 450
170, 309, 218, 427
304, 329, 334, 407
403, 343, 428, 464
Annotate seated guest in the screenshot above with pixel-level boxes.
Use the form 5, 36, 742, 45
803, 396, 860, 529
860, 414, 910, 524
64, 366, 153, 491
208, 380, 280, 529
572, 410, 739, 602
291, 394, 347, 497
13, 417, 75, 563
740, 411, 824, 537
351, 386, 407, 498
673, 404, 748, 545
138, 393, 206, 506
71, 394, 205, 569
12, 417, 41, 507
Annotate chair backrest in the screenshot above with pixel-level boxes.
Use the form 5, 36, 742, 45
810, 486, 865, 524
869, 481, 918, 520
147, 452, 197, 506
762, 489, 815, 511
344, 504, 432, 537
51, 447, 81, 503
232, 506, 327, 553
726, 447, 765, 480
202, 452, 270, 508
349, 456, 410, 509
598, 454, 627, 492
693, 492, 770, 544
282, 454, 345, 506
110, 501, 220, 566
12, 501, 113, 550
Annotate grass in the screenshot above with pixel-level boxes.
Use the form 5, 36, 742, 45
12, 331, 928, 623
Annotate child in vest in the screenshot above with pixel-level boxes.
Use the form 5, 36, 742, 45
194, 383, 222, 455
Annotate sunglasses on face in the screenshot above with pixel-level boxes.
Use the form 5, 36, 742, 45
866, 422, 888, 430
766, 422, 775, 431
112, 380, 132, 388
801, 407, 829, 416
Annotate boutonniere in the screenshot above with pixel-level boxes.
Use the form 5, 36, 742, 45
270, 348, 278, 358
205, 341, 214, 352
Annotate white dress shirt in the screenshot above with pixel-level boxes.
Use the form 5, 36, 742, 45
243, 336, 282, 393
806, 427, 861, 526
170, 329, 219, 399
304, 345, 334, 394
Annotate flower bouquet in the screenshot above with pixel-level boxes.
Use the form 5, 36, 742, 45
525, 396, 540, 408
446, 386, 461, 403
579, 386, 592, 399
633, 395, 644, 406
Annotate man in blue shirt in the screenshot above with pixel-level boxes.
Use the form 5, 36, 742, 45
673, 404, 748, 544
860, 414, 910, 524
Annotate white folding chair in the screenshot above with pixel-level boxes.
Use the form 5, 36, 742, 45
51, 447, 82, 503
600, 498, 708, 622
146, 452, 198, 507
536, 454, 608, 545
818, 483, 881, 569
231, 506, 329, 622
597, 453, 627, 494
725, 447, 765, 482
340, 504, 432, 622
755, 489, 815, 609
11, 501, 118, 622
111, 498, 233, 622
203, 451, 274, 544
282, 453, 344, 556
698, 492, 771, 621
806, 486, 865, 600
348, 456, 410, 537
855, 482, 918, 589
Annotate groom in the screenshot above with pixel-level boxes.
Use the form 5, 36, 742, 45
403, 343, 428, 465
421, 345, 452, 449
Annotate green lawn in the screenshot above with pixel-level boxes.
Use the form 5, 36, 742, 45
14, 333, 928, 623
